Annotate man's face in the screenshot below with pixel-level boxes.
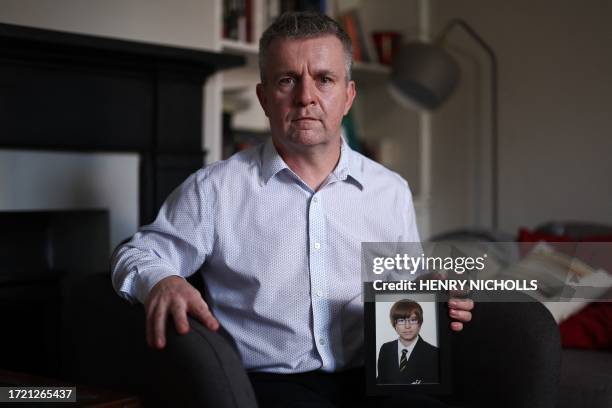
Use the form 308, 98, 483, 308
256, 35, 356, 152
394, 313, 421, 343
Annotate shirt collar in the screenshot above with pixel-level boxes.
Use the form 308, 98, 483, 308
260, 136, 364, 189
261, 138, 289, 184
332, 137, 363, 188
397, 336, 419, 355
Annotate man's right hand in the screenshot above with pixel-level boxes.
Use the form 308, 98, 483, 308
145, 275, 219, 349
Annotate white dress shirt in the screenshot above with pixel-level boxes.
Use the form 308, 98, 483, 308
112, 137, 420, 373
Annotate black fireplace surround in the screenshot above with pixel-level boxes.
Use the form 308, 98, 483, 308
0, 22, 243, 224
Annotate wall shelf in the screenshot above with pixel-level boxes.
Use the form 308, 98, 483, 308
221, 38, 259, 55
352, 61, 391, 85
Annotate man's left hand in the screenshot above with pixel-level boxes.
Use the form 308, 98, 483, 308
447, 297, 474, 331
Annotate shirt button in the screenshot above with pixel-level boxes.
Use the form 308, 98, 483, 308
312, 197, 318, 203
316, 290, 323, 297
314, 243, 321, 250
319, 338, 326, 346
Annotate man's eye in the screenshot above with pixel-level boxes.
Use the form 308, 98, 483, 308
278, 77, 295, 86
319, 76, 333, 85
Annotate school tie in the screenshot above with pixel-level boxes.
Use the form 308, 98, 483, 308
400, 349, 408, 371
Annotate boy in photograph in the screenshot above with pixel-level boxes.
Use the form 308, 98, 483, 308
377, 299, 439, 384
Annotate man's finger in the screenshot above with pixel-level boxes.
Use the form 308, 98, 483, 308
153, 303, 168, 349
145, 301, 159, 348
448, 289, 470, 299
191, 301, 220, 331
448, 297, 474, 311
449, 308, 472, 323
171, 303, 190, 335
450, 321, 464, 332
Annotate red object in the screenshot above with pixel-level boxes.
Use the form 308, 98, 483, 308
372, 31, 401, 65
518, 227, 612, 350
560, 302, 612, 350
516, 228, 574, 258
245, 0, 252, 43
517, 228, 612, 243
342, 13, 363, 62
517, 228, 572, 243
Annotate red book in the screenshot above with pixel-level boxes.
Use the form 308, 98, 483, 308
341, 12, 362, 62
245, 0, 253, 43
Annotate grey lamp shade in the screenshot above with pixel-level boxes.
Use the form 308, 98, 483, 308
390, 42, 460, 110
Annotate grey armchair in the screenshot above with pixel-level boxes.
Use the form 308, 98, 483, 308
62, 274, 560, 408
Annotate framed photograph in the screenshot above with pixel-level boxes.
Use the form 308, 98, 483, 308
364, 284, 451, 396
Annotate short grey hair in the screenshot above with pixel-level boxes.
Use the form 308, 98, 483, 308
258, 11, 353, 83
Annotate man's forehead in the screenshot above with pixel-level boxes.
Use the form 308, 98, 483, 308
265, 35, 345, 72
269, 34, 343, 48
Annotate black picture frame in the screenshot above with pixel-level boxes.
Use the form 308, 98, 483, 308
364, 283, 452, 396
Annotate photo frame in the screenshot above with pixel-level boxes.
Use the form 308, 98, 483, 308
364, 284, 451, 396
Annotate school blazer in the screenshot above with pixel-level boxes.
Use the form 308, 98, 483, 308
376, 336, 439, 384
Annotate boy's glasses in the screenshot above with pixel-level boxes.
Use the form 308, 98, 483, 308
395, 318, 419, 326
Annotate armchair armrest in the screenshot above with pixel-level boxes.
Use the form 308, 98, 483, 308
62, 273, 257, 408
451, 293, 561, 408
151, 317, 257, 407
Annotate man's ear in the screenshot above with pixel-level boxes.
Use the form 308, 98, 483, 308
343, 80, 356, 115
256, 83, 269, 117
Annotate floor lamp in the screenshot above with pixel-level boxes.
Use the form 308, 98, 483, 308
389, 18, 499, 230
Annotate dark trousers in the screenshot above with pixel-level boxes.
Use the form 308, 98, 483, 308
249, 368, 452, 408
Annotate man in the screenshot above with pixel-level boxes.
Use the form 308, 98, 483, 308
377, 300, 438, 385
112, 11, 473, 406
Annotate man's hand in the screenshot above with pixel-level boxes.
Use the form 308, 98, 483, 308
416, 272, 475, 331
447, 297, 474, 331
145, 275, 219, 349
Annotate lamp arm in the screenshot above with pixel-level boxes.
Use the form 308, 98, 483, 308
436, 18, 499, 230
436, 19, 497, 75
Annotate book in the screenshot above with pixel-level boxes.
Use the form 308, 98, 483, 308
339, 10, 370, 62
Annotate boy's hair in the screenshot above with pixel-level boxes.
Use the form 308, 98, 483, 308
389, 299, 423, 326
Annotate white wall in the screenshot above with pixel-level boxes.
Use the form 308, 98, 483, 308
356, 0, 422, 196
0, 0, 219, 248
223, 53, 271, 132
0, 0, 218, 50
430, 0, 612, 235
0, 151, 139, 248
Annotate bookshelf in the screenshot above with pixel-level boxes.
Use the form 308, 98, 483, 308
214, 0, 444, 238
218, 0, 397, 156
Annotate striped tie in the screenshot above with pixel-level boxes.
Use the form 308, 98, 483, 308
400, 349, 408, 372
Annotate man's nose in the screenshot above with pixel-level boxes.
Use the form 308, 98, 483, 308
294, 77, 316, 106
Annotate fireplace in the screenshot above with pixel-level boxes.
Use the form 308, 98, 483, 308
0, 22, 243, 224
0, 22, 243, 379
0, 209, 110, 376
